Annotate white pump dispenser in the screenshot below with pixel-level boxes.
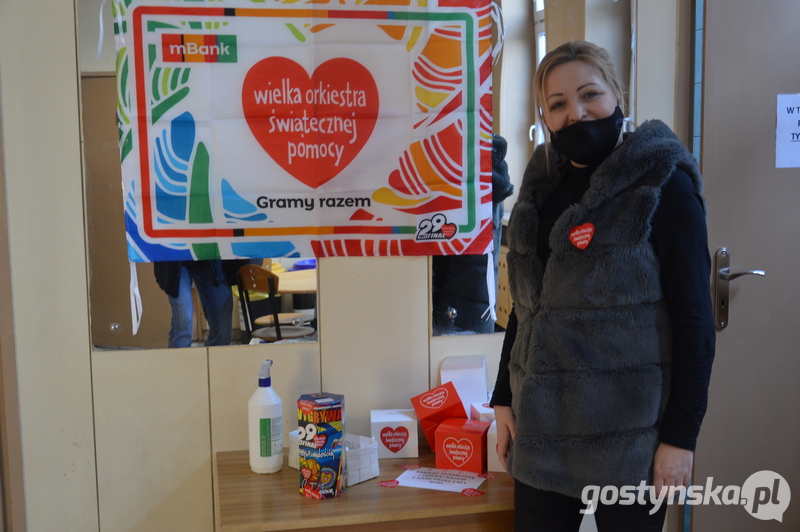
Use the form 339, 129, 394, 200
248, 359, 283, 474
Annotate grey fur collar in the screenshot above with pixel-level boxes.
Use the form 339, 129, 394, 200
518, 120, 701, 213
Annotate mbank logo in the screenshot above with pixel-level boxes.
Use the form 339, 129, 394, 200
161, 34, 237, 63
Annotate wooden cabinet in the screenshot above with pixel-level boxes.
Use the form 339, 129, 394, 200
215, 449, 514, 531
92, 350, 214, 532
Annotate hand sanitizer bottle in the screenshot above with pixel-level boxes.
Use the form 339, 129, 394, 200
248, 360, 283, 473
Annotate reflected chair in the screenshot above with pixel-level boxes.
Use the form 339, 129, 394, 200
237, 264, 284, 342
237, 264, 314, 342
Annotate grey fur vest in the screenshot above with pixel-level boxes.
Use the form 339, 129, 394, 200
506, 120, 702, 498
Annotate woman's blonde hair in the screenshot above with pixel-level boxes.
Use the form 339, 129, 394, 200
533, 41, 626, 128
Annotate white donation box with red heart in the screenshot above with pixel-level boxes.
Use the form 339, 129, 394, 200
370, 409, 418, 459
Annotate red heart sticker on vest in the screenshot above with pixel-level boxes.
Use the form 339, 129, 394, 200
569, 223, 595, 250
242, 57, 379, 189
380, 426, 409, 453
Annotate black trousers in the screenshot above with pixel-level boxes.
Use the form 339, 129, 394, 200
514, 480, 668, 532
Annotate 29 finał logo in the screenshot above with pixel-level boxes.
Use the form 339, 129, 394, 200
416, 214, 457, 241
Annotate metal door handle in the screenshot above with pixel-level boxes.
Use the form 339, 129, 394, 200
714, 248, 766, 330
720, 269, 766, 281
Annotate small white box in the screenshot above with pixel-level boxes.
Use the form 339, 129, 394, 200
345, 434, 380, 486
288, 429, 300, 470
347, 470, 360, 486
371, 409, 419, 459
486, 421, 506, 472
470, 402, 495, 423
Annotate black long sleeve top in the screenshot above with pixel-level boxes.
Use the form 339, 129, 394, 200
490, 161, 716, 452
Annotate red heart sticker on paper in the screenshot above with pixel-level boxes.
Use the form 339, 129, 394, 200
378, 480, 400, 488
441, 223, 457, 239
420, 388, 448, 409
443, 437, 473, 467
380, 427, 410, 453
461, 489, 484, 497
242, 57, 379, 189
569, 223, 595, 250
313, 434, 327, 449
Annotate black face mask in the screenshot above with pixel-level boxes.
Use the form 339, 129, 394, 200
548, 106, 624, 166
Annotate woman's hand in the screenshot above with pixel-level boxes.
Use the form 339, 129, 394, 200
653, 442, 693, 494
493, 405, 516, 470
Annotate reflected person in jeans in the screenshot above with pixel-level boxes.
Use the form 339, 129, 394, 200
154, 260, 236, 348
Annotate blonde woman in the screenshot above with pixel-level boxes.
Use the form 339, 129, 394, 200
491, 41, 715, 530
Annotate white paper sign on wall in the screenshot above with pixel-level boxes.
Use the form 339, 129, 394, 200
776, 94, 800, 168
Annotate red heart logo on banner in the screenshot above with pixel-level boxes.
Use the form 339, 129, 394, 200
420, 388, 448, 409
443, 437, 473, 467
242, 57, 379, 189
569, 223, 595, 250
313, 434, 327, 449
380, 427, 410, 453
441, 223, 457, 239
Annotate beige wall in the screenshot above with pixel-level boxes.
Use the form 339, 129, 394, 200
635, 0, 679, 128
0, 1, 99, 530
0, 67, 25, 532
0, 0, 680, 530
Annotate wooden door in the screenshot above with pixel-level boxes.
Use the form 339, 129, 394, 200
694, 1, 800, 529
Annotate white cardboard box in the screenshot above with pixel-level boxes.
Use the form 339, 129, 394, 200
470, 402, 495, 423
288, 429, 300, 470
370, 409, 419, 459
345, 433, 380, 486
486, 420, 506, 472
439, 355, 488, 416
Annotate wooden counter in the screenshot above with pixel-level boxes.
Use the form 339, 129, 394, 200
215, 449, 514, 531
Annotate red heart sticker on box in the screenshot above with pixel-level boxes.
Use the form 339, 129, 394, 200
443, 437, 473, 467
378, 480, 400, 488
461, 489, 484, 497
420, 388, 448, 409
380, 427, 409, 453
313, 434, 327, 449
242, 57, 379, 189
569, 223, 595, 250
